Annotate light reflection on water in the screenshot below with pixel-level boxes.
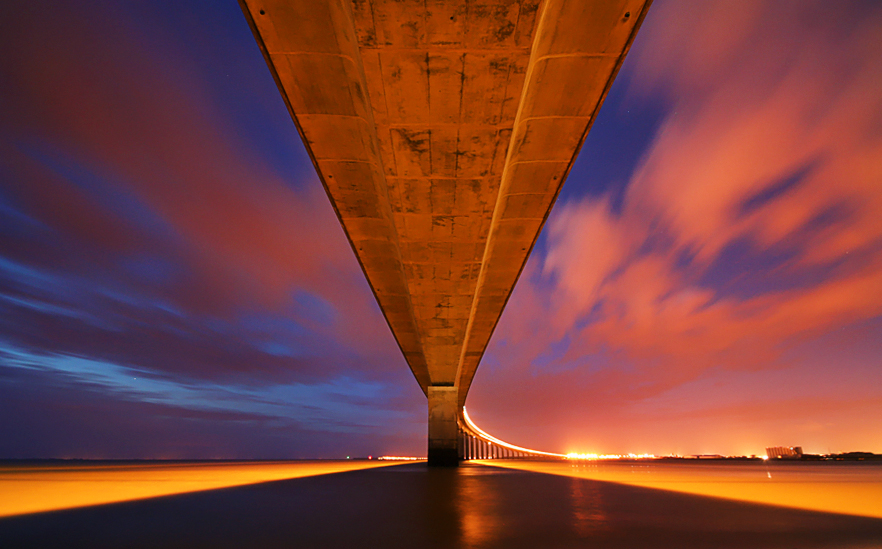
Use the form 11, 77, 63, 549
0, 459, 400, 517
457, 464, 502, 546
483, 459, 882, 519
449, 461, 882, 548
2, 461, 882, 548
569, 474, 607, 536
445, 461, 882, 548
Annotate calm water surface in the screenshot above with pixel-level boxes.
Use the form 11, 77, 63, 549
487, 458, 882, 519
1, 461, 881, 548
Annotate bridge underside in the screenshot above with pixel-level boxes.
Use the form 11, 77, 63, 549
241, 0, 650, 463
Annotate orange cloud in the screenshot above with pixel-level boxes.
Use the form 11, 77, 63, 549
472, 0, 882, 454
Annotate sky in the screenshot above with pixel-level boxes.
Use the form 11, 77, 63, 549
1, 0, 880, 459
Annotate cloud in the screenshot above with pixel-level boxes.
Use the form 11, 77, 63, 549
471, 0, 882, 454
0, 362, 423, 459
0, 343, 414, 431
0, 1, 356, 314
0, 1, 407, 381
0, 1, 425, 457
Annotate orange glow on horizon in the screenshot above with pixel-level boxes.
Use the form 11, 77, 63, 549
565, 453, 657, 460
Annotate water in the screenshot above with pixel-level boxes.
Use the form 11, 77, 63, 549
1, 461, 881, 548
488, 458, 882, 519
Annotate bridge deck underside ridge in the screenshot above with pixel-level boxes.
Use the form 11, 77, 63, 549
241, 0, 650, 413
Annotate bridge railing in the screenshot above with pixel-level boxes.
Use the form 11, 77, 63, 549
457, 407, 566, 461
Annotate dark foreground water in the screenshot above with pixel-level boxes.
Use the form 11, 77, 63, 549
1, 462, 881, 548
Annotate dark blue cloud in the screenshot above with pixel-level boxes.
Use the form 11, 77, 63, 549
0, 0, 423, 458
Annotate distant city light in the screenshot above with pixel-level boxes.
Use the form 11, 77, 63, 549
566, 453, 657, 460
377, 456, 425, 461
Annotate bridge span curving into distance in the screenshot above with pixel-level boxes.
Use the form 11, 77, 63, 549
240, 0, 651, 464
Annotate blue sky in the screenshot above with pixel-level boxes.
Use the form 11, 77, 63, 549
1, 0, 880, 458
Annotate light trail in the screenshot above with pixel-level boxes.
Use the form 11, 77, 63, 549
0, 460, 402, 518
477, 459, 882, 519
461, 407, 566, 458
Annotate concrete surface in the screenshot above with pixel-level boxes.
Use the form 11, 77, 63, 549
240, 0, 651, 434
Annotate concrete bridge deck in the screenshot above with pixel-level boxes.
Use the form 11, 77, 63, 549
240, 0, 651, 464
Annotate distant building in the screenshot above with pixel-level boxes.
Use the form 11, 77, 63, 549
766, 446, 803, 459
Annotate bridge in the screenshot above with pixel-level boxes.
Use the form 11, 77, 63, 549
240, 0, 651, 464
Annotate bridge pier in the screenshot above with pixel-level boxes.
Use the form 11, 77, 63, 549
427, 386, 458, 466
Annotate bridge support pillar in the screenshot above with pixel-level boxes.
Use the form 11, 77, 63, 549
427, 386, 458, 466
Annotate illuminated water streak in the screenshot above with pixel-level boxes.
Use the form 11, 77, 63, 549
0, 460, 402, 518
479, 460, 882, 519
